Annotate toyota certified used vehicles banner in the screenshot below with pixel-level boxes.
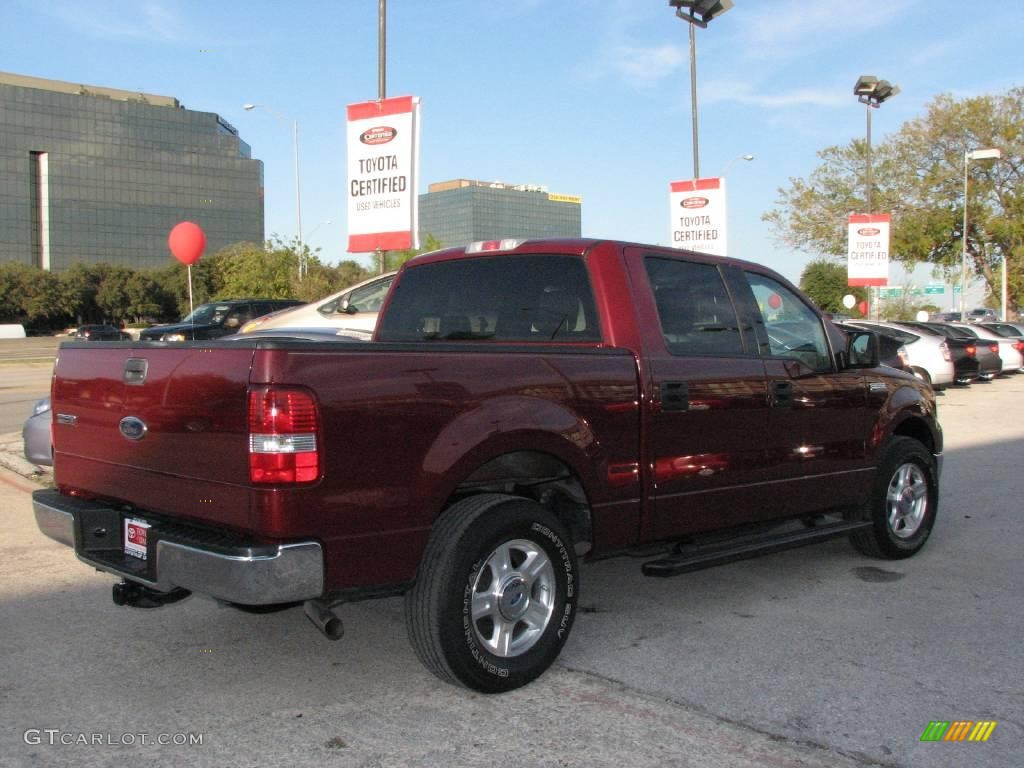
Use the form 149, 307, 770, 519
346, 95, 420, 253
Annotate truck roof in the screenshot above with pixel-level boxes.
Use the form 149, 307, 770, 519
406, 238, 776, 276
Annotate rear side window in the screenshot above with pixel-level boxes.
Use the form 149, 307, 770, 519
644, 257, 744, 356
377, 255, 601, 342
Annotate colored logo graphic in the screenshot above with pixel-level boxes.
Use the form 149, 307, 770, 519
920, 721, 997, 742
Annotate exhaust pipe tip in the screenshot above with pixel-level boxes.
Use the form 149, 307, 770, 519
304, 599, 345, 641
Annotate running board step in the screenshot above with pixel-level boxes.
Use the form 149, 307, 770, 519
642, 520, 873, 578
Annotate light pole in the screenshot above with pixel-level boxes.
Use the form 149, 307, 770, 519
853, 76, 898, 320
853, 75, 899, 214
961, 147, 1001, 316
242, 103, 304, 278
670, 1, 734, 179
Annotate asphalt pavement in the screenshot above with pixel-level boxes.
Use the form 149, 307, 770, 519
0, 361, 1020, 767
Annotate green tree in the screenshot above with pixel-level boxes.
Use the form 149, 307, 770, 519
384, 233, 444, 272
764, 87, 1024, 314
799, 260, 866, 313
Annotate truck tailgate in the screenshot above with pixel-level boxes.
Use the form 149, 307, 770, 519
52, 342, 257, 532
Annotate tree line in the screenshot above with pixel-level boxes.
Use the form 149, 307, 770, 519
769, 87, 1023, 316
0, 236, 439, 332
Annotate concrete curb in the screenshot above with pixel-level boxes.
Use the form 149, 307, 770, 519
0, 431, 51, 485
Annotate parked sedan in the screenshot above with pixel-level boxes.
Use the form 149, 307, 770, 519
239, 272, 396, 335
22, 396, 52, 467
946, 322, 1023, 374
893, 322, 984, 384
844, 320, 954, 388
71, 324, 130, 340
835, 322, 908, 372
898, 322, 1001, 381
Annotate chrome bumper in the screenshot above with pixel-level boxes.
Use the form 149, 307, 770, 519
33, 490, 324, 605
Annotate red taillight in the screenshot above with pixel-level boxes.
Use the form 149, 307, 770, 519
990, 344, 999, 354
966, 344, 976, 357
248, 387, 320, 484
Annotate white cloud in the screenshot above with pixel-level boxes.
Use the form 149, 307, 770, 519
703, 79, 849, 108
38, 0, 187, 42
733, 0, 916, 60
610, 43, 687, 87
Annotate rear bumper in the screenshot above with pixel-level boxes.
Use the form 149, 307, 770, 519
33, 489, 324, 605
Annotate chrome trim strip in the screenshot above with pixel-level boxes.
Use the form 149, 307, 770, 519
654, 467, 875, 501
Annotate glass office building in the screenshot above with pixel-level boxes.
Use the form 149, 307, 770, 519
0, 71, 263, 271
419, 179, 581, 248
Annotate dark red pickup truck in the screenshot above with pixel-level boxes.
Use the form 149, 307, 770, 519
35, 238, 942, 692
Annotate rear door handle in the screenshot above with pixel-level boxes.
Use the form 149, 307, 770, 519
771, 380, 793, 408
660, 381, 689, 412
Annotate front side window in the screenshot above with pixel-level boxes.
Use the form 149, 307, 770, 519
644, 257, 744, 356
745, 272, 830, 370
377, 255, 600, 342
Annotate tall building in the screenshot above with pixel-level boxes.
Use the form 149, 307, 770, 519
419, 179, 581, 248
0, 71, 264, 271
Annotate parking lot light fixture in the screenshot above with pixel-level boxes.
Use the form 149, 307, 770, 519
853, 75, 899, 214
961, 148, 1002, 315
670, 1, 735, 179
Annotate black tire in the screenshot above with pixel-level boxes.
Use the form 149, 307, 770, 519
405, 493, 578, 693
850, 437, 938, 559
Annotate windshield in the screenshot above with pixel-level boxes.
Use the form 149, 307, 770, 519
181, 303, 231, 325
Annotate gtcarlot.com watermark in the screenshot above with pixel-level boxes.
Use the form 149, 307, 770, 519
24, 729, 204, 747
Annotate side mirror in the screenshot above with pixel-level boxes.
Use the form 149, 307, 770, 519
341, 299, 358, 315
841, 330, 880, 369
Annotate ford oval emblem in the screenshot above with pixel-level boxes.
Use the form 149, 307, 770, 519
119, 416, 148, 441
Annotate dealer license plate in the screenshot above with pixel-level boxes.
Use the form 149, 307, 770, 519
124, 518, 151, 561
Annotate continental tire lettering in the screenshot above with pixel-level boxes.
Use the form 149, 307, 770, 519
531, 521, 575, 597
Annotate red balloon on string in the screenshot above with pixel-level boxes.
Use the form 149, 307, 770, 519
767, 293, 782, 310
168, 222, 206, 266
858, 300, 869, 316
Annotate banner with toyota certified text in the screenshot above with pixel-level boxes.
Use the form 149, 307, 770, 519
669, 178, 727, 257
847, 213, 890, 286
346, 96, 420, 253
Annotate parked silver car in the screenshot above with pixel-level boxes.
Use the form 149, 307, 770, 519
240, 272, 396, 335
22, 396, 52, 467
845, 320, 955, 388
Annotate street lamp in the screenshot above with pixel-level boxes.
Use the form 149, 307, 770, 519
853, 75, 899, 214
961, 147, 1001, 316
670, 1, 735, 179
242, 103, 304, 278
719, 153, 754, 177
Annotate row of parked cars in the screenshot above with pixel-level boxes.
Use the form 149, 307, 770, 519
836, 318, 1024, 387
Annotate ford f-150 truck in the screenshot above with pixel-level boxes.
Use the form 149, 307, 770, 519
34, 238, 942, 693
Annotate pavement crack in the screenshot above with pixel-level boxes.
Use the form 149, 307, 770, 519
556, 662, 901, 768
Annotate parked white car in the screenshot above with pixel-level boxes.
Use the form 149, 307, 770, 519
239, 271, 397, 335
947, 322, 1024, 374
846, 320, 955, 388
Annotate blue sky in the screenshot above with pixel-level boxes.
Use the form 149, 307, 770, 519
3, 0, 1022, 293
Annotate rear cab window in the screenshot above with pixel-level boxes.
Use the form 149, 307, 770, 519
643, 256, 747, 357
377, 255, 601, 343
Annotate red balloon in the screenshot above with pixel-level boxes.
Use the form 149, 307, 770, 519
168, 222, 206, 266
858, 300, 869, 316
767, 293, 782, 310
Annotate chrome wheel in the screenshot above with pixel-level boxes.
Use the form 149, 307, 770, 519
886, 463, 928, 539
470, 538, 555, 658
